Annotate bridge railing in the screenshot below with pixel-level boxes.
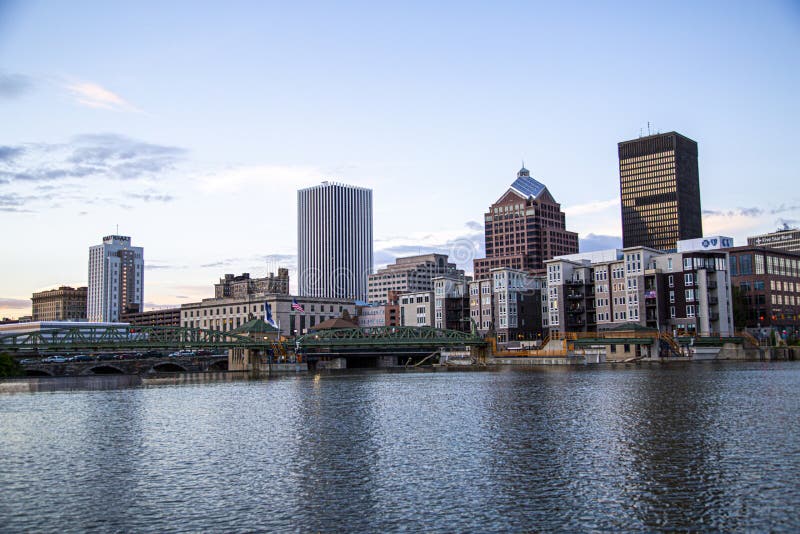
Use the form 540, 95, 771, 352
0, 325, 274, 352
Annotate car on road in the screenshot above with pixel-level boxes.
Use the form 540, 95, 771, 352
95, 353, 116, 361
73, 354, 92, 362
169, 350, 196, 358
42, 355, 67, 363
19, 358, 35, 364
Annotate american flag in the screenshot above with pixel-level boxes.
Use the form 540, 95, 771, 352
291, 299, 305, 312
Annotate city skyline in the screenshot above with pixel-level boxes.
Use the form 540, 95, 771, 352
2, 1, 799, 318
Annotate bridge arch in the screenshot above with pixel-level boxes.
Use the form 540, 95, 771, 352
85, 365, 125, 375
25, 368, 53, 377
151, 362, 188, 373
207, 359, 228, 371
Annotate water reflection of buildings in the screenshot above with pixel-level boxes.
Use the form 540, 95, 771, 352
292, 375, 382, 531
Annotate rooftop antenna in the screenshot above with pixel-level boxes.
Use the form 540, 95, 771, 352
647, 121, 651, 136
116, 224, 119, 234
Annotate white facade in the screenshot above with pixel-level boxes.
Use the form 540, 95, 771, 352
399, 291, 434, 327
181, 294, 357, 337
87, 235, 144, 323
298, 182, 373, 301
358, 305, 386, 328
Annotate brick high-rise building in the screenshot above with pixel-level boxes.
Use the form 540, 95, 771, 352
473, 166, 578, 280
619, 131, 703, 251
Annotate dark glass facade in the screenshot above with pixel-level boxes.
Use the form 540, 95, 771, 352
619, 132, 703, 251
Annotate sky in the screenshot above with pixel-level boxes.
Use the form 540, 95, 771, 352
1, 0, 799, 318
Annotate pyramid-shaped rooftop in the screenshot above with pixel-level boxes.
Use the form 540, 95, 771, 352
509, 167, 547, 199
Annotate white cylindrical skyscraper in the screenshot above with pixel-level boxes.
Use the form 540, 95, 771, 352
298, 182, 373, 301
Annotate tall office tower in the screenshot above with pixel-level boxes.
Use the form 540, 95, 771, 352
87, 235, 144, 322
473, 166, 579, 280
619, 131, 703, 251
298, 181, 373, 301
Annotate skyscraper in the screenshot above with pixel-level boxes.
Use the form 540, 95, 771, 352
298, 181, 373, 301
619, 131, 703, 251
87, 235, 144, 322
473, 166, 579, 280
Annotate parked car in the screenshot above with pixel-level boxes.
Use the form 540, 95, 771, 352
73, 354, 92, 362
169, 350, 196, 358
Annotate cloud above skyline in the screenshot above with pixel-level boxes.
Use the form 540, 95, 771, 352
64, 80, 141, 112
0, 133, 186, 184
0, 298, 30, 310
0, 72, 34, 99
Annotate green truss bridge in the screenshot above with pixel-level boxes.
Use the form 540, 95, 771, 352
0, 325, 275, 354
0, 324, 485, 355
296, 326, 486, 367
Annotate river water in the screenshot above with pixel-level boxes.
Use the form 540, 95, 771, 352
1, 362, 799, 532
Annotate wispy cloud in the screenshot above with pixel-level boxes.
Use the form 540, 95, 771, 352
564, 197, 620, 216
703, 205, 800, 218
703, 203, 800, 237
0, 134, 185, 212
196, 164, 322, 194
0, 193, 35, 213
0, 146, 25, 162
373, 221, 485, 273
130, 191, 176, 203
65, 80, 141, 112
0, 134, 185, 183
145, 263, 186, 271
0, 72, 34, 99
0, 298, 30, 309
579, 233, 622, 252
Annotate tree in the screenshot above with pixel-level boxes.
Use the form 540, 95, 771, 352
731, 286, 749, 329
0, 353, 23, 378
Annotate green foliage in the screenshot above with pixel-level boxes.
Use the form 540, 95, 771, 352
731, 286, 749, 329
0, 353, 23, 378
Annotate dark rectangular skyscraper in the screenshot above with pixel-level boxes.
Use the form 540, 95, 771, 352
619, 132, 703, 251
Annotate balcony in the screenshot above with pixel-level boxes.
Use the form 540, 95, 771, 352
567, 318, 586, 327
707, 280, 717, 289
567, 305, 585, 314
567, 293, 585, 300
707, 296, 718, 305
565, 278, 589, 286
709, 312, 720, 321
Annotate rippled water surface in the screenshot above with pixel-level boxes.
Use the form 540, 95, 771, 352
2, 362, 800, 532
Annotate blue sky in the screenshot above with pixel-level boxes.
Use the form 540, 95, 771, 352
1, 0, 799, 317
